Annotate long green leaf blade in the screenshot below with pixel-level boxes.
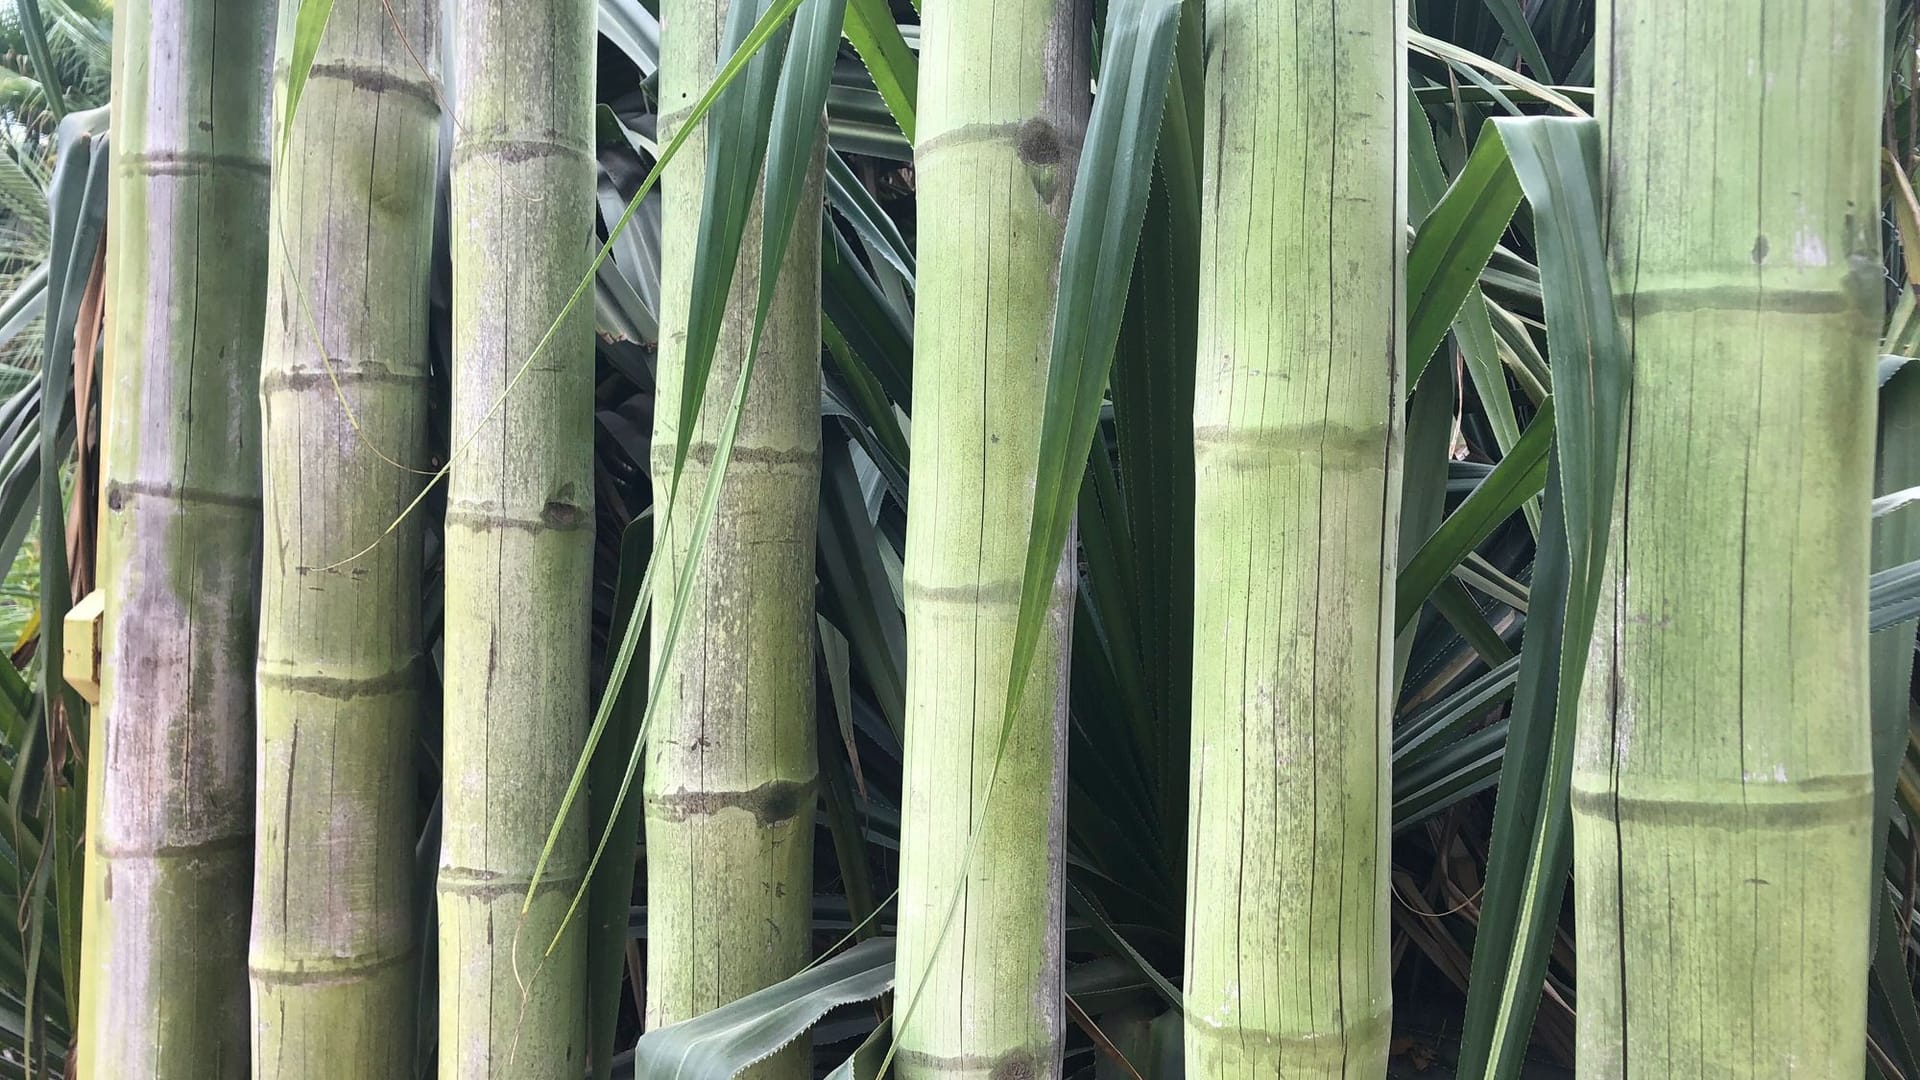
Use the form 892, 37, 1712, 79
1005, 0, 1179, 774
631, 939, 895, 1080
278, 0, 335, 162
1458, 116, 1631, 1080
841, 0, 915, 143
1406, 130, 1523, 382
1396, 400, 1552, 631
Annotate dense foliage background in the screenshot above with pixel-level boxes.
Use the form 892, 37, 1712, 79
0, 0, 1915, 1076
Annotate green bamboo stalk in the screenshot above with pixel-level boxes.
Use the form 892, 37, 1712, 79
249, 0, 439, 1073
1573, 2, 1882, 1074
439, 0, 595, 1072
1183, 2, 1404, 1076
641, 0, 823, 1058
77, 1, 270, 1074
891, 2, 1087, 1077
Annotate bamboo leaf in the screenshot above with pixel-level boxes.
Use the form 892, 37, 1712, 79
1396, 339, 1456, 687
842, 0, 915, 143
598, 0, 661, 77
1006, 0, 1179, 787
278, 0, 335, 163
1871, 363, 1920, 995
586, 519, 651, 1080
1406, 130, 1523, 384
537, 0, 841, 945
1477, 0, 1554, 83
1498, 117, 1626, 575
1088, 0, 1201, 852
1394, 654, 1522, 768
827, 149, 913, 281
1430, 578, 1515, 666
1454, 460, 1575, 1077
1395, 400, 1552, 632
15, 0, 65, 122
1870, 892, 1920, 1076
1408, 30, 1586, 117
760, 0, 846, 284
631, 938, 895, 1080
823, 225, 913, 406
824, 1021, 891, 1080
671, 0, 793, 473
1458, 116, 1630, 1080
818, 431, 905, 738
524, 0, 806, 905
24, 111, 103, 1062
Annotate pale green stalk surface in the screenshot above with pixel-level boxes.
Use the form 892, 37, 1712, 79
249, 0, 438, 1074
642, 2, 823, 1067
891, 2, 1087, 1077
80, 1, 270, 1073
1183, 2, 1404, 1076
1573, 2, 1883, 1074
439, 0, 595, 1073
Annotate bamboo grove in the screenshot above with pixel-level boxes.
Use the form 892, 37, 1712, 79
0, 0, 1909, 1076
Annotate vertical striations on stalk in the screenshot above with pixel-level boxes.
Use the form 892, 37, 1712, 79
891, 2, 1089, 1078
1183, 1, 1405, 1076
249, 0, 439, 1073
81, 0, 271, 1073
642, 0, 824, 1063
1574, 2, 1883, 1073
439, 0, 595, 1072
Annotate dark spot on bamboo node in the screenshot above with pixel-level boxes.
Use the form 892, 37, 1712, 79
648, 777, 816, 825
306, 61, 436, 109
1016, 119, 1061, 166
757, 780, 807, 823
106, 486, 124, 511
1751, 234, 1769, 263
542, 500, 586, 529
990, 1053, 1037, 1080
197, 120, 213, 132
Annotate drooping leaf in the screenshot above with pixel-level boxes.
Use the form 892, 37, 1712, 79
631, 938, 895, 1080
278, 0, 335, 163
1407, 130, 1523, 383
1458, 116, 1630, 1080
1006, 0, 1181, 796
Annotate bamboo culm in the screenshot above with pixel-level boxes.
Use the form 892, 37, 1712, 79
250, 0, 439, 1073
81, 0, 272, 1073
891, 2, 1089, 1078
642, 2, 824, 1070
1183, 2, 1405, 1076
1573, 2, 1883, 1074
438, 0, 596, 1073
